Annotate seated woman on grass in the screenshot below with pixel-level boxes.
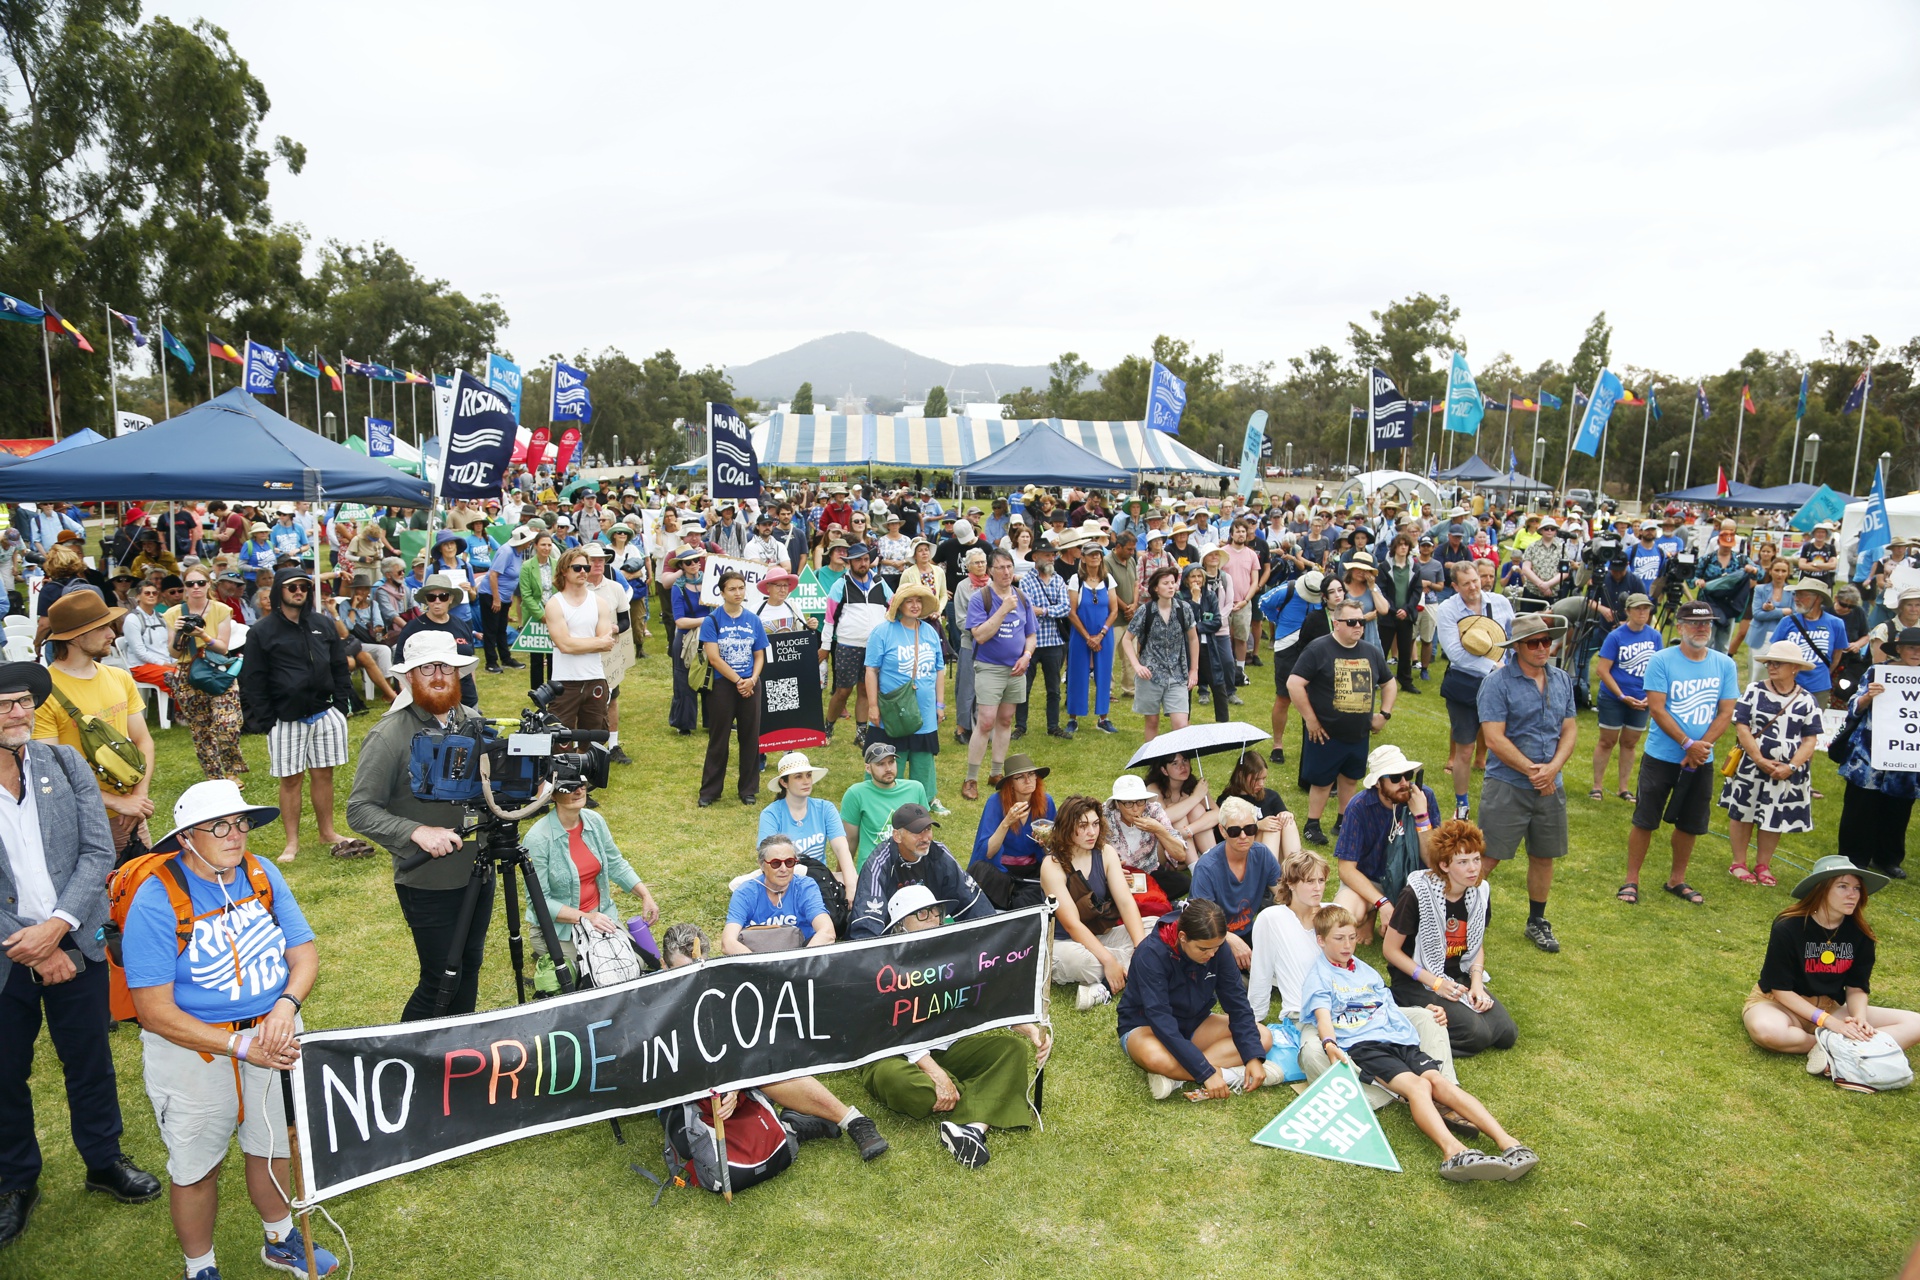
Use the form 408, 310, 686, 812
1305, 905, 1538, 1182
1743, 855, 1920, 1088
1117, 899, 1273, 1100
1381, 820, 1518, 1057
1039, 795, 1147, 1011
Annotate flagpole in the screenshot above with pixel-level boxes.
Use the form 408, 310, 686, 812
1345, 404, 1354, 475
37, 291, 59, 440
158, 313, 172, 420
409, 381, 419, 451
1634, 387, 1658, 512
1850, 365, 1871, 497
1441, 356, 1455, 473
1683, 390, 1699, 489
1596, 409, 1609, 507
207, 327, 215, 403
1558, 388, 1575, 498
313, 351, 323, 434
1498, 394, 1512, 474
1530, 385, 1543, 486
1787, 371, 1806, 486
340, 352, 350, 446
1731, 390, 1747, 490
104, 303, 119, 430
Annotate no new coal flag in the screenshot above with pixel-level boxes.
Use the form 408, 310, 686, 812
1250, 1061, 1400, 1171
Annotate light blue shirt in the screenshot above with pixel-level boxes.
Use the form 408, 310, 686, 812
756, 796, 843, 864
1642, 645, 1741, 763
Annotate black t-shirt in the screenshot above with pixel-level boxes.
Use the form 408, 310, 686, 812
1289, 634, 1390, 742
1217, 785, 1288, 820
395, 614, 480, 706
932, 536, 968, 594
1390, 886, 1485, 985
1759, 914, 1875, 1001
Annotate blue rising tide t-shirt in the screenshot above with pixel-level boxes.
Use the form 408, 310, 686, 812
726, 872, 829, 942
1598, 622, 1663, 702
699, 606, 770, 680
1641, 645, 1741, 763
121, 857, 314, 1022
757, 796, 843, 865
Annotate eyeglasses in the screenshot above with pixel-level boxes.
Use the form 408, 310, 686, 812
1221, 824, 1259, 839
195, 816, 252, 838
411, 662, 456, 676
761, 856, 799, 870
1519, 636, 1555, 649
0, 694, 36, 716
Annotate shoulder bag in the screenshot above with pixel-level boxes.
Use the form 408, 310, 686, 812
877, 624, 924, 738
48, 683, 147, 793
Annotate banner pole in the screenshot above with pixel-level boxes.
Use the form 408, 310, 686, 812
37, 291, 58, 440
711, 1092, 732, 1203
1683, 392, 1699, 490
339, 352, 350, 446
1731, 392, 1747, 490
313, 351, 323, 433
159, 311, 172, 420
1850, 365, 1871, 498
277, 1071, 322, 1280
105, 303, 119, 429
1558, 390, 1575, 499
1788, 373, 1805, 484
207, 325, 215, 403
1635, 392, 1654, 513
1498, 395, 1512, 473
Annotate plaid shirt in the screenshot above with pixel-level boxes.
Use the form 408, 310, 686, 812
1019, 568, 1071, 647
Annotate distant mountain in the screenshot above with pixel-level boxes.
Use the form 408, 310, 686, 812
726, 332, 1055, 407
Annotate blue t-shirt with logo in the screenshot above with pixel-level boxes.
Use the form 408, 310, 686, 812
122, 857, 314, 1022
1642, 646, 1741, 763
756, 796, 843, 864
1627, 543, 1667, 584
1598, 622, 1663, 702
726, 872, 828, 941
1770, 611, 1848, 694
699, 606, 769, 680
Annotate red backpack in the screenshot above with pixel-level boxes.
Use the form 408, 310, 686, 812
101, 850, 274, 1024
658, 1089, 796, 1194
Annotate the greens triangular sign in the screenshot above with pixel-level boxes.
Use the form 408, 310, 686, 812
790, 565, 828, 618
1251, 1061, 1400, 1172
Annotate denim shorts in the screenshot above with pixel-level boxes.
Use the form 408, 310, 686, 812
1596, 693, 1650, 731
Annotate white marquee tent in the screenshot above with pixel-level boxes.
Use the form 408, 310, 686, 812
750, 414, 1233, 477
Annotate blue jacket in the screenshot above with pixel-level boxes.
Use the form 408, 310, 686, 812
1116, 911, 1265, 1083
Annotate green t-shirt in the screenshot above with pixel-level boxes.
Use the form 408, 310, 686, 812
838, 776, 929, 867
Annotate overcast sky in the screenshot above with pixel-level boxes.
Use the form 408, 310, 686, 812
157, 1, 1920, 383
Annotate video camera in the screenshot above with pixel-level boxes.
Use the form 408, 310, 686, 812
1667, 548, 1699, 602
1584, 532, 1624, 568
409, 682, 612, 818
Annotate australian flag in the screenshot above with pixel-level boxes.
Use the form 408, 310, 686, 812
1843, 368, 1871, 414
1367, 367, 1412, 450
1696, 384, 1712, 419
107, 309, 148, 347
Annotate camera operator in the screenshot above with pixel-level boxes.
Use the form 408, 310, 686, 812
345, 632, 490, 1022
1518, 516, 1567, 604
1578, 554, 1645, 694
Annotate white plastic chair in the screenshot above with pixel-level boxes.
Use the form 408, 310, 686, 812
1, 636, 33, 663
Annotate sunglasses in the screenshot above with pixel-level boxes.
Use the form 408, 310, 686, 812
184, 579, 208, 587
1383, 770, 1415, 784
568, 564, 590, 573
1334, 617, 1364, 627
1519, 636, 1555, 649
282, 583, 310, 594
762, 856, 799, 870
1221, 824, 1260, 839
422, 592, 454, 603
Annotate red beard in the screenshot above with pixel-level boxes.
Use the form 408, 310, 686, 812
411, 674, 461, 716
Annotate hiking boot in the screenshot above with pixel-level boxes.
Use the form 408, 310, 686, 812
83, 1154, 160, 1203
262, 1225, 340, 1276
1075, 982, 1111, 1011
1302, 818, 1327, 846
938, 1121, 990, 1170
1011, 726, 1027, 740
845, 1115, 890, 1161
1047, 726, 1074, 740
780, 1108, 842, 1143
1524, 917, 1561, 953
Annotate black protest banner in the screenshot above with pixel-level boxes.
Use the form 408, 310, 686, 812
759, 627, 826, 753
290, 906, 1049, 1202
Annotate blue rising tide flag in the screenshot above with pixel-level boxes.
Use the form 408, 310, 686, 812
439, 371, 518, 501
1788, 484, 1847, 534
1145, 361, 1188, 434
1443, 352, 1483, 436
1571, 369, 1625, 458
551, 360, 593, 423
486, 353, 523, 422
1367, 368, 1412, 452
1854, 463, 1892, 582
706, 401, 761, 500
1237, 410, 1268, 498
366, 417, 395, 458
243, 339, 280, 394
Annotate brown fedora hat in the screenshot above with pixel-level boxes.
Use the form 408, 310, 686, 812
47, 590, 127, 642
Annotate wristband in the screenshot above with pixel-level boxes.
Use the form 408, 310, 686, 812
227, 1031, 241, 1058
276, 993, 302, 1013
1413, 814, 1432, 832
1413, 966, 1429, 986
236, 1035, 254, 1062
1374, 897, 1389, 913
1813, 1009, 1829, 1029
1321, 1037, 1338, 1048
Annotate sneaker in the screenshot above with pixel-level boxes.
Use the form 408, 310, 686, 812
485, 664, 503, 674
1247, 653, 1262, 667
1066, 718, 1078, 733
1148, 1071, 1182, 1101
1421, 665, 1431, 681
1235, 670, 1251, 687
1401, 682, 1423, 695
1228, 693, 1244, 706
1197, 687, 1212, 702
1302, 818, 1327, 846
1806, 1041, 1831, 1076
502, 658, 526, 670
1269, 747, 1285, 765
1220, 1065, 1248, 1094
608, 745, 633, 766
853, 726, 868, 750
938, 1121, 990, 1170
1011, 726, 1027, 740
1438, 1149, 1510, 1182
1075, 982, 1111, 1011
780, 1108, 842, 1143
188, 1268, 222, 1280
1097, 719, 1118, 734
1497, 1144, 1539, 1181
1524, 917, 1561, 953
1047, 726, 1075, 739
929, 800, 952, 817
1453, 802, 1470, 822
845, 1115, 890, 1161
262, 1226, 339, 1277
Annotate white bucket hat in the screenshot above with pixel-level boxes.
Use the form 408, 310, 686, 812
153, 779, 280, 854
392, 629, 479, 674
1109, 774, 1154, 803
884, 884, 950, 933
773, 751, 828, 788
1362, 744, 1423, 790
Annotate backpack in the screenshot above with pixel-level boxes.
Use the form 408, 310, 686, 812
1816, 1026, 1915, 1092
796, 855, 850, 937
101, 850, 275, 1024
659, 1089, 796, 1194
48, 681, 147, 794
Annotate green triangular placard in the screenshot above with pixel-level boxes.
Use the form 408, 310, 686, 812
790, 566, 828, 618
1251, 1061, 1400, 1172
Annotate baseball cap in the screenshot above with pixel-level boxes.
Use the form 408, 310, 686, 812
862, 741, 899, 764
890, 802, 939, 834
1623, 593, 1654, 611
1676, 601, 1715, 623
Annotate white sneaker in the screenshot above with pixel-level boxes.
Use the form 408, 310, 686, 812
1148, 1072, 1181, 1100
1075, 982, 1111, 1011
1221, 1065, 1247, 1093
1807, 1041, 1830, 1076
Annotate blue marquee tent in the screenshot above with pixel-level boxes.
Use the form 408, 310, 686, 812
1437, 455, 1502, 482
0, 427, 108, 468
957, 424, 1134, 489
0, 389, 434, 505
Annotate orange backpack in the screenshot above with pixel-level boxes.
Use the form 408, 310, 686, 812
101, 850, 274, 1024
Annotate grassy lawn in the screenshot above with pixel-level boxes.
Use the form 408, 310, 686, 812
10, 641, 1920, 1280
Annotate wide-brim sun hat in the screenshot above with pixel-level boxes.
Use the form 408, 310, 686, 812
1295, 571, 1326, 602
507, 525, 539, 549
1499, 612, 1567, 649
773, 751, 828, 786
1789, 578, 1832, 599
152, 779, 280, 855
889, 582, 939, 616
392, 629, 479, 673
1753, 639, 1817, 669
1362, 744, 1422, 789
46, 591, 127, 642
758, 570, 799, 591
672, 546, 706, 565
0, 661, 52, 708
413, 574, 468, 606
999, 753, 1050, 782
884, 885, 948, 930
1458, 614, 1507, 658
1790, 854, 1888, 900
1109, 774, 1153, 803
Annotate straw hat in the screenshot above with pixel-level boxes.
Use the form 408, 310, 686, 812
1457, 614, 1507, 658
1753, 639, 1817, 669
1362, 744, 1423, 789
772, 751, 828, 788
889, 581, 939, 617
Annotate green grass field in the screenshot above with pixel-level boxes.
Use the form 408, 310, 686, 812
9, 641, 1919, 1280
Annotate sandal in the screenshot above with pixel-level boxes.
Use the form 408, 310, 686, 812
1615, 883, 1639, 905
1615, 790, 1635, 802
1728, 864, 1757, 884
1663, 881, 1705, 905
328, 838, 376, 860
1755, 867, 1777, 887
1588, 788, 1604, 800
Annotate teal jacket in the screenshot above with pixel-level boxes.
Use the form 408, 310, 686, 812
523, 808, 642, 945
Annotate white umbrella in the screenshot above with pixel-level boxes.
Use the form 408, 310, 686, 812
1126, 722, 1270, 771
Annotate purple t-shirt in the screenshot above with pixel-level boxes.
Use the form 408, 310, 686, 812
966, 585, 1038, 667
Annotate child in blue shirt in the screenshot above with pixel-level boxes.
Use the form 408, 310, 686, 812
1303, 904, 1537, 1182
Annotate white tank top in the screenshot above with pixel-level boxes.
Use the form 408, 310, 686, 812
550, 590, 605, 681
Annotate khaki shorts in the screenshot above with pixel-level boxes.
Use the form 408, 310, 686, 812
1228, 601, 1253, 643
1743, 984, 1839, 1031
1416, 609, 1439, 643
1133, 678, 1190, 716
972, 660, 1028, 707
140, 1023, 296, 1184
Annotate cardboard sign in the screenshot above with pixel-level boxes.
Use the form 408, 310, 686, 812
790, 565, 829, 618
1817, 707, 1849, 753
1250, 1061, 1400, 1172
758, 628, 828, 754
698, 555, 774, 607
1869, 663, 1920, 772
510, 620, 553, 655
